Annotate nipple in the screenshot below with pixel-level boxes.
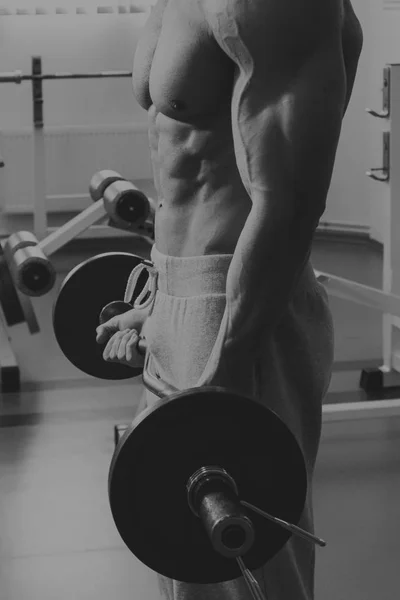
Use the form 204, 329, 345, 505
170, 99, 185, 111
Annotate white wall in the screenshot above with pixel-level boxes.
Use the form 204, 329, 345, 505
322, 0, 373, 230
0, 13, 154, 227
324, 0, 400, 244
366, 3, 400, 246
0, 4, 397, 238
0, 14, 149, 128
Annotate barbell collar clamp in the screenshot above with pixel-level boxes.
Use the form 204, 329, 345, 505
186, 465, 255, 560
186, 466, 239, 517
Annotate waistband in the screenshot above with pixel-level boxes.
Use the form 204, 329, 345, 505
150, 245, 233, 296
125, 244, 317, 307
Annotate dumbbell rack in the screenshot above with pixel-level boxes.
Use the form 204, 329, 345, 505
0, 170, 154, 392
0, 59, 154, 392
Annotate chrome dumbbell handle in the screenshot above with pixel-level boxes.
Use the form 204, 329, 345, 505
138, 337, 180, 398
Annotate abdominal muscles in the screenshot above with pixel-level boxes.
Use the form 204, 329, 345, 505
148, 106, 252, 257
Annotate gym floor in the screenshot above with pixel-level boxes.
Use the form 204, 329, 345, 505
1, 235, 399, 600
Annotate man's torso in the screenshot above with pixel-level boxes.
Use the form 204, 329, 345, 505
133, 0, 363, 257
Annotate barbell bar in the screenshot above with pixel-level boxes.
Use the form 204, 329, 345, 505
53, 251, 400, 427
52, 255, 326, 591
0, 70, 133, 84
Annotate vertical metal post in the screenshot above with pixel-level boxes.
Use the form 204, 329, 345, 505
387, 65, 400, 373
0, 141, 4, 215
32, 56, 47, 239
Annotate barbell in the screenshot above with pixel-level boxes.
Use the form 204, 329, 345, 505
53, 253, 326, 595
0, 69, 133, 85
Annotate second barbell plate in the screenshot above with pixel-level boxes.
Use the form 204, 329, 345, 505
53, 252, 148, 380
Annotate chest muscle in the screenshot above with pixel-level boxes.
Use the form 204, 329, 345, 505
132, 0, 234, 120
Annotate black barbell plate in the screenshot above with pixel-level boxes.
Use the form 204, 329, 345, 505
109, 387, 307, 584
53, 252, 148, 380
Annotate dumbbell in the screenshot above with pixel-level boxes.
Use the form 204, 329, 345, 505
89, 169, 152, 232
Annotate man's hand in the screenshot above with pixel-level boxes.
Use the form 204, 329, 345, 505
96, 307, 149, 345
103, 328, 145, 369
